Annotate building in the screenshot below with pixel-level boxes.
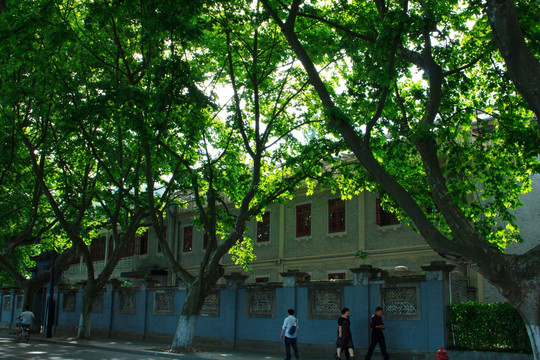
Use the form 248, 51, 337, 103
62, 188, 481, 303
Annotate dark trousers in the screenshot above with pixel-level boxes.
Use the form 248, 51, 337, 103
365, 331, 389, 360
284, 336, 298, 360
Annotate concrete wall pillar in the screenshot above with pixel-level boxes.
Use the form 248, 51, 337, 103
223, 272, 249, 348
421, 261, 455, 349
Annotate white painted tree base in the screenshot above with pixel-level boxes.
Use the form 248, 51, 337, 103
525, 324, 539, 360
172, 314, 198, 348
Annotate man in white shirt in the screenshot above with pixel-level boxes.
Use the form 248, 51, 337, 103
280, 308, 299, 360
17, 305, 34, 332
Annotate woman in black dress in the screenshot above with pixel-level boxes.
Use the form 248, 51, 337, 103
335, 307, 356, 360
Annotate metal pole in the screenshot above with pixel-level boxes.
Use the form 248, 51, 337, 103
46, 250, 54, 338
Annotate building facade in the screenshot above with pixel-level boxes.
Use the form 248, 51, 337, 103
62, 188, 481, 303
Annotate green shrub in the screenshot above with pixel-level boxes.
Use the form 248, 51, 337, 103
448, 302, 531, 353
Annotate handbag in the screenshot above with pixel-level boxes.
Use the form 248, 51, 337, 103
288, 320, 297, 336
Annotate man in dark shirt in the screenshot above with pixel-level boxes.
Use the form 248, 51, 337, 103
365, 306, 389, 360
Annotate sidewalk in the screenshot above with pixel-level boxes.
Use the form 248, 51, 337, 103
2, 327, 327, 360
2, 326, 533, 360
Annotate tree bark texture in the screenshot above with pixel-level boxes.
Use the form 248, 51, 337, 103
510, 276, 540, 359
171, 265, 223, 348
486, 0, 540, 129
77, 293, 93, 339
172, 314, 199, 348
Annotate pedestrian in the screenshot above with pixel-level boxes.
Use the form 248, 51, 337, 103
281, 308, 299, 360
364, 306, 389, 360
335, 307, 356, 360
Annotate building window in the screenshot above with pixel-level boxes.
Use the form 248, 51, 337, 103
376, 198, 400, 226
296, 204, 311, 237
183, 226, 193, 253
328, 198, 346, 233
257, 212, 270, 242
62, 292, 76, 312
328, 272, 346, 280
120, 234, 134, 258
138, 230, 148, 255
255, 277, 269, 283
90, 236, 106, 261
3, 295, 11, 311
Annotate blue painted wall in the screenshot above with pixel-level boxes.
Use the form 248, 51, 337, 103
21, 276, 450, 352
57, 291, 82, 327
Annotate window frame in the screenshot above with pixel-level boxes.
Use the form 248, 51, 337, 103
328, 198, 346, 233
138, 230, 148, 255
256, 211, 271, 243
296, 203, 312, 238
182, 225, 193, 253
90, 236, 106, 261
327, 272, 346, 280
376, 198, 400, 226
121, 236, 135, 258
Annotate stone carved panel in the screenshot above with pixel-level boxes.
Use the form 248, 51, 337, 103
3, 295, 11, 311
153, 290, 174, 315
381, 284, 421, 320
308, 287, 343, 319
247, 289, 274, 318
201, 291, 220, 317
16, 294, 23, 311
92, 293, 104, 313
119, 290, 136, 314
63, 292, 76, 312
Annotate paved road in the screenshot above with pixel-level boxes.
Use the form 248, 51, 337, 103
0, 336, 174, 360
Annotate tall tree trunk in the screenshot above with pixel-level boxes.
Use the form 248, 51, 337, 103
172, 283, 206, 348
486, 0, 540, 129
78, 310, 92, 339
511, 281, 540, 360
77, 287, 96, 339
171, 264, 224, 349
520, 309, 539, 360
172, 313, 199, 348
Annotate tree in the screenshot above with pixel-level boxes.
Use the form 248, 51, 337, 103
141, 2, 337, 348
40, 0, 332, 347
0, 0, 150, 338
486, 0, 540, 129
55, 0, 213, 339
0, 0, 82, 308
259, 0, 540, 358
